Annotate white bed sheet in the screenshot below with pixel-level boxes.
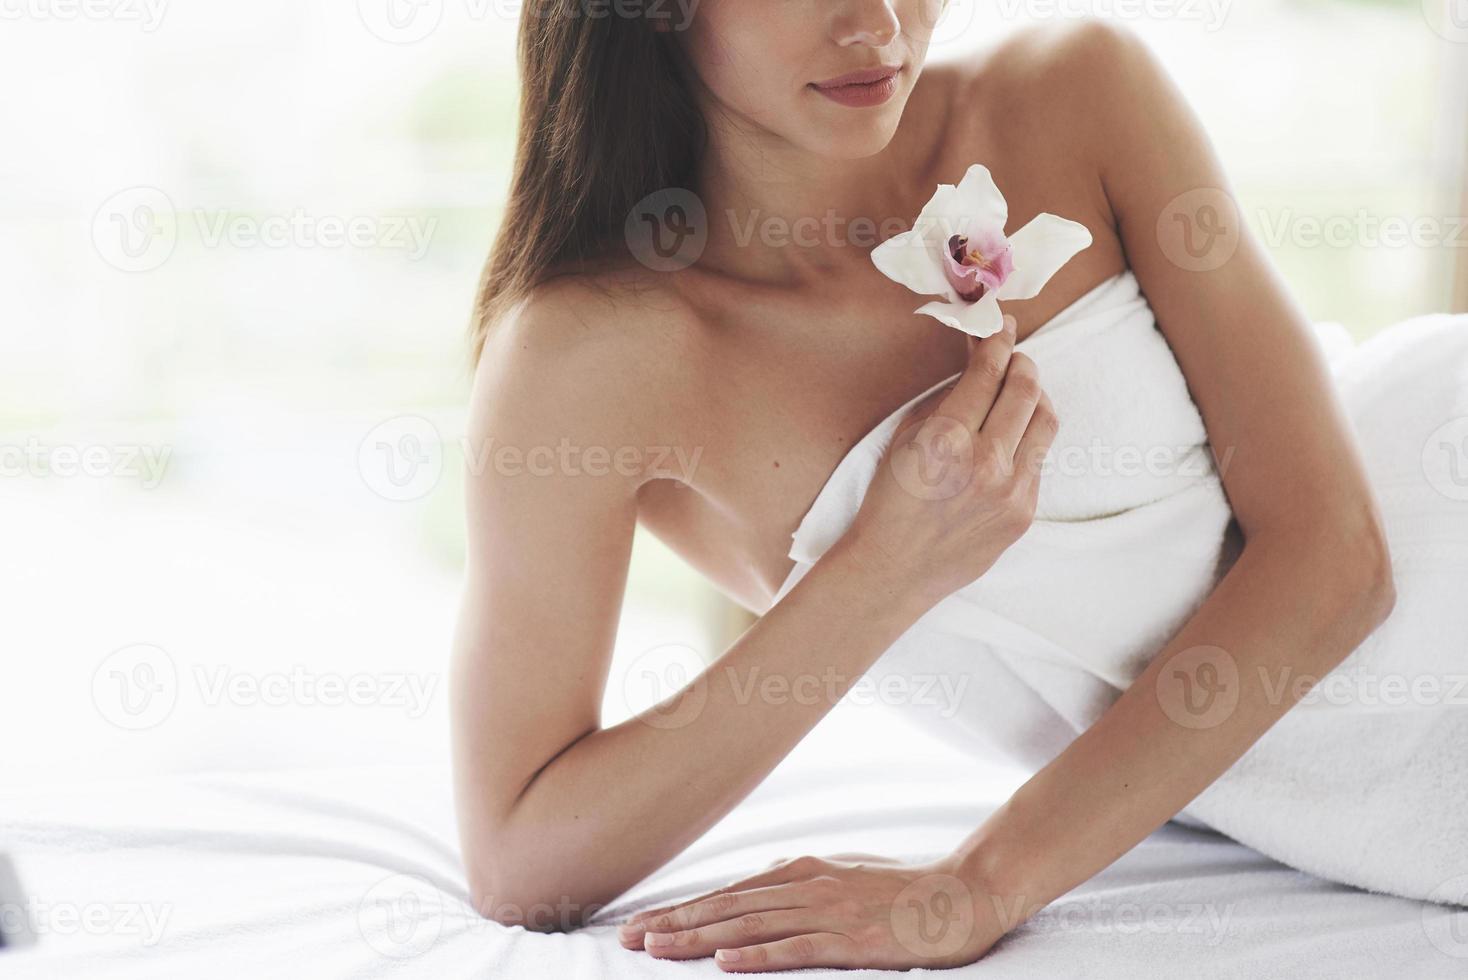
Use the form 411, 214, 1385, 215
3, 712, 1464, 979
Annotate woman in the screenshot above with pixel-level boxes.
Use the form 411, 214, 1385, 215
450, 1, 1463, 971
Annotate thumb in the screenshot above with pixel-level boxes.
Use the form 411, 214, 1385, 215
968, 314, 1016, 360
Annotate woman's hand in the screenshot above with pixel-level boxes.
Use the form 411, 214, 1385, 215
617, 852, 1017, 972
841, 313, 1058, 609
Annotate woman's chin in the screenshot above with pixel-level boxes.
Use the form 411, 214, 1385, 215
798, 114, 905, 161
794, 87, 912, 160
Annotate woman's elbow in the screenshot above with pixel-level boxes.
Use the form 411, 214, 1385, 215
1332, 506, 1397, 631
467, 876, 583, 932
465, 851, 599, 932
1259, 502, 1397, 633
465, 864, 517, 927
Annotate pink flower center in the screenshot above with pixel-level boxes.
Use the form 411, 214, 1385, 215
942, 232, 1014, 303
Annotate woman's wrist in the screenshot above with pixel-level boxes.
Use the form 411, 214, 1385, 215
824, 524, 949, 621
944, 794, 1060, 933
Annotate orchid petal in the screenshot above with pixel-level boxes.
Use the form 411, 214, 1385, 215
915, 295, 1005, 338
951, 164, 1008, 238
910, 181, 963, 243
872, 228, 952, 299
994, 213, 1093, 302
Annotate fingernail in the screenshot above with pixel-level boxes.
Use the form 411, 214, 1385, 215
716, 949, 741, 963
617, 923, 641, 940
645, 932, 673, 948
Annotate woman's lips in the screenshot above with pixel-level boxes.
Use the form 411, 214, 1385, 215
808, 66, 901, 108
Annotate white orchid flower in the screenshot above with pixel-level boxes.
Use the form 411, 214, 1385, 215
871, 164, 1094, 337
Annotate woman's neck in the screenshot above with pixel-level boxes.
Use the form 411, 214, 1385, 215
691, 106, 922, 284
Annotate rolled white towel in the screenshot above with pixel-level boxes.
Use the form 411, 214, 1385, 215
773, 271, 1468, 906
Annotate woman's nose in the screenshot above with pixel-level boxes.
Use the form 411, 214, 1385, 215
830, 0, 901, 47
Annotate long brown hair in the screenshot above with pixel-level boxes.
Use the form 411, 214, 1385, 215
469, 1, 707, 362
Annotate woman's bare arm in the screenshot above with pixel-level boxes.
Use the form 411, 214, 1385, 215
452, 286, 1055, 928
952, 20, 1398, 916
613, 25, 1397, 972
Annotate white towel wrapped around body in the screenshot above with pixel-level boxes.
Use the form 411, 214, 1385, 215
772, 270, 1468, 906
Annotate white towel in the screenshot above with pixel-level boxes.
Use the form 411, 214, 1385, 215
772, 270, 1468, 907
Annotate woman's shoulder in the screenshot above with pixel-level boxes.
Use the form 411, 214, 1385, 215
930, 19, 1154, 95
467, 267, 709, 482
483, 266, 699, 366
922, 20, 1167, 165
